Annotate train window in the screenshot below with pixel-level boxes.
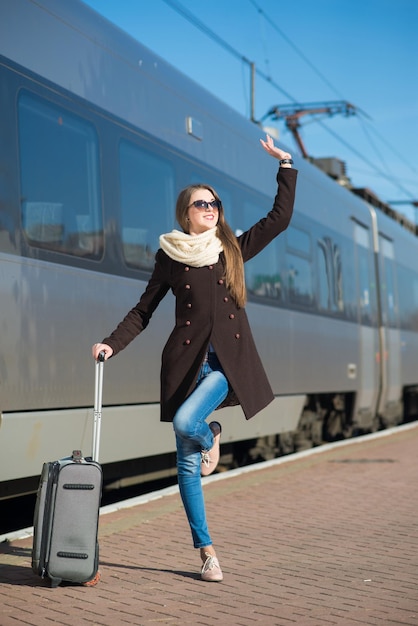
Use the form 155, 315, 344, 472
357, 248, 373, 324
341, 240, 358, 321
353, 223, 376, 325
317, 236, 344, 314
285, 253, 313, 307
285, 226, 313, 308
18, 92, 103, 258
379, 237, 398, 328
119, 140, 175, 270
286, 226, 311, 255
397, 266, 418, 331
241, 199, 283, 302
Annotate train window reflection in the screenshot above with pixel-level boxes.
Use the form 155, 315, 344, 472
317, 237, 344, 314
379, 238, 398, 328
246, 249, 283, 300
18, 92, 103, 258
286, 226, 311, 254
357, 247, 373, 324
285, 225, 313, 308
119, 141, 175, 270
242, 200, 282, 302
397, 266, 418, 331
285, 253, 313, 307
354, 224, 376, 325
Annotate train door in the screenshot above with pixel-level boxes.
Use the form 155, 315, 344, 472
377, 235, 402, 425
353, 221, 380, 428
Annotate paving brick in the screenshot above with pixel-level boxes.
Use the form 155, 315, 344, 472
1, 424, 418, 625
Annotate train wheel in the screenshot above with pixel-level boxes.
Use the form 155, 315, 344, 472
277, 432, 295, 455
323, 410, 342, 441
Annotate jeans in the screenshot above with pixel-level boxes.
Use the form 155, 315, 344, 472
173, 353, 229, 548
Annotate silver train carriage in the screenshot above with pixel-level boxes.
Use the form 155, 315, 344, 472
1, 0, 418, 499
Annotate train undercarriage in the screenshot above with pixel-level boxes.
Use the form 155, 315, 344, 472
228, 386, 418, 468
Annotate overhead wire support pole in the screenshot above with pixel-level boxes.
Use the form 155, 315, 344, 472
250, 62, 256, 123
162, 0, 259, 123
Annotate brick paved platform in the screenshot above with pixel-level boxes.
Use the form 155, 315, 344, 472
1, 423, 417, 626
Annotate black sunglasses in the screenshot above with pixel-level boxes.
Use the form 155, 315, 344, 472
188, 199, 221, 210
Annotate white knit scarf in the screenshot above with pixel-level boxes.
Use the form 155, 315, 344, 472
159, 227, 223, 267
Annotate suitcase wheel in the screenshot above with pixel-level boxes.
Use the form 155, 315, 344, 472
82, 570, 101, 587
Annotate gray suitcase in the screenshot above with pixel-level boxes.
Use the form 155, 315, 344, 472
32, 354, 105, 587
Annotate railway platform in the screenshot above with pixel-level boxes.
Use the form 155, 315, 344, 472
1, 422, 417, 626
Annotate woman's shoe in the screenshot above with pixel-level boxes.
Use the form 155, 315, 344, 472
201, 553, 223, 582
201, 421, 222, 476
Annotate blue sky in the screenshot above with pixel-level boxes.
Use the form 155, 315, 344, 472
82, 0, 418, 221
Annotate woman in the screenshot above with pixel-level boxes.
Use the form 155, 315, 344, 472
92, 135, 297, 582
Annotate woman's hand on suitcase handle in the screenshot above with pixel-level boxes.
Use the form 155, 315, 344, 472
92, 343, 113, 361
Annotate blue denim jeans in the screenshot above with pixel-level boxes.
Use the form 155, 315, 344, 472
173, 353, 229, 548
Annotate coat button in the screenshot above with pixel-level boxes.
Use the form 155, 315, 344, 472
185, 339, 191, 345
224, 297, 229, 302
208, 265, 213, 270
218, 279, 224, 285
235, 333, 240, 339
229, 313, 235, 319
186, 303, 192, 308
185, 284, 191, 289
184, 266, 190, 271
186, 320, 191, 326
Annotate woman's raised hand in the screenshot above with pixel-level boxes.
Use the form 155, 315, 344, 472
260, 134, 292, 162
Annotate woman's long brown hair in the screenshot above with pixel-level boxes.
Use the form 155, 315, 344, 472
176, 184, 246, 308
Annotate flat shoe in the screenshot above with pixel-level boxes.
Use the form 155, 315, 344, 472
201, 421, 222, 476
201, 553, 223, 582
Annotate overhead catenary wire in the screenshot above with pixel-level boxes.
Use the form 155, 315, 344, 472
248, 0, 417, 202
248, 0, 346, 101
161, 0, 416, 205
358, 117, 417, 176
314, 118, 416, 199
161, 0, 296, 102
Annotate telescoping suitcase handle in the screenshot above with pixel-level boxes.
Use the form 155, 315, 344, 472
92, 352, 105, 463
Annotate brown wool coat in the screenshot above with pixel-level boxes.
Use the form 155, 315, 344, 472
103, 167, 298, 422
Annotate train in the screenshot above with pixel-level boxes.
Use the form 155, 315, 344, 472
1, 0, 418, 501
